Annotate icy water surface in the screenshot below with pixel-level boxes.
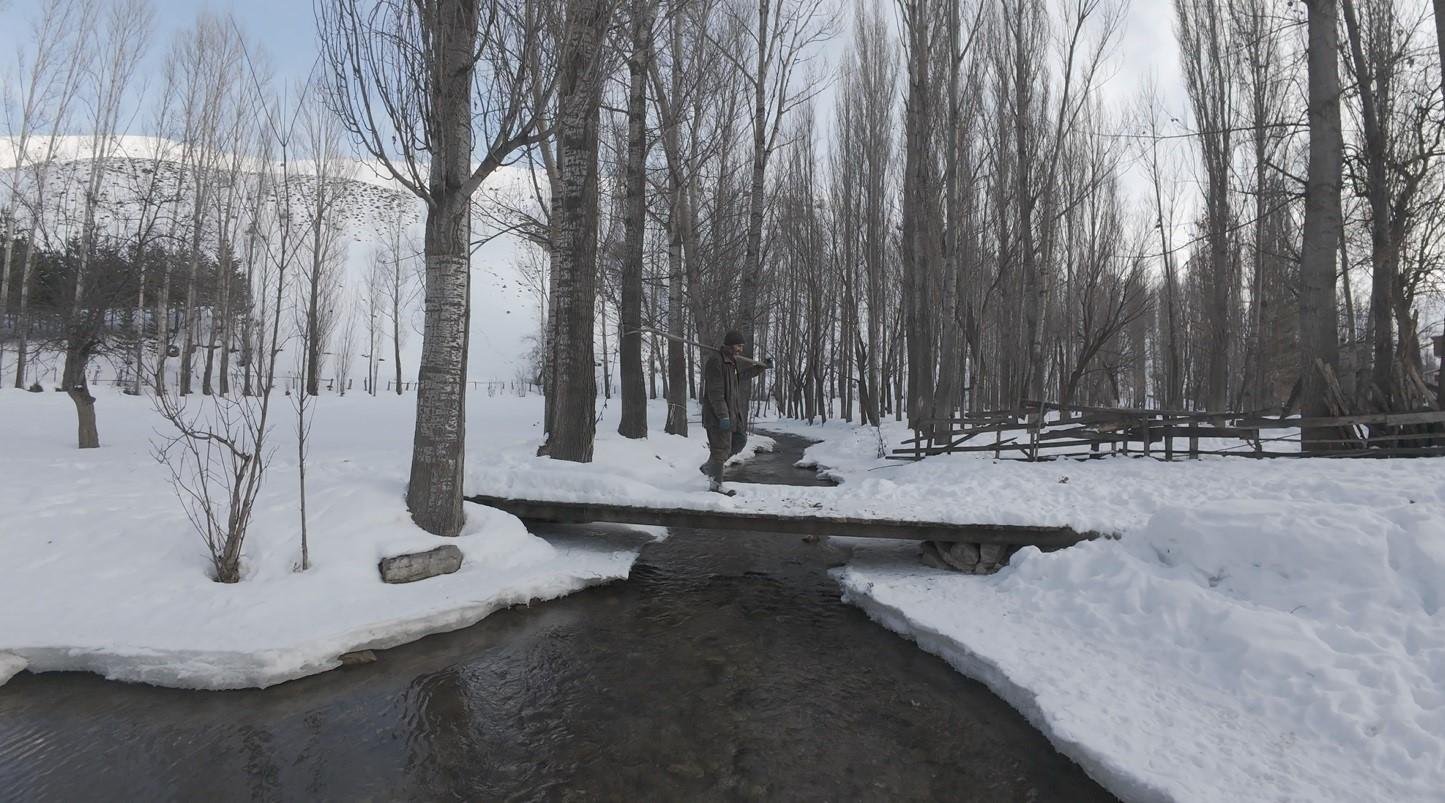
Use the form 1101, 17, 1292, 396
0, 432, 1114, 801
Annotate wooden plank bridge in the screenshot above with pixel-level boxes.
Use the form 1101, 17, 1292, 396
467, 494, 1104, 548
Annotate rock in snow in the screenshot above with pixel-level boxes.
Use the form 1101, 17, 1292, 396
378, 545, 464, 584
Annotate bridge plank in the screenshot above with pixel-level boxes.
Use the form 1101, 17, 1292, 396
466, 494, 1103, 548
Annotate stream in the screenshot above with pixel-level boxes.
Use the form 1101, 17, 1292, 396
0, 431, 1114, 801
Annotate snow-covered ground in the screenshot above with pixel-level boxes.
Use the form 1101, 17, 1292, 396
765, 416, 1445, 803
0, 388, 709, 691
4, 387, 1441, 800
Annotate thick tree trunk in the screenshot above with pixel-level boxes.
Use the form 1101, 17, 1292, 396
901, 3, 937, 428
548, 0, 611, 462
63, 345, 98, 448
1300, 0, 1344, 449
404, 0, 479, 537
407, 199, 470, 534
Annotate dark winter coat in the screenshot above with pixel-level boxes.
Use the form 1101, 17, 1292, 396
702, 350, 766, 432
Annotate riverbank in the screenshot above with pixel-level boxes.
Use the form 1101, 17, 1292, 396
765, 416, 1445, 803
0, 432, 1114, 801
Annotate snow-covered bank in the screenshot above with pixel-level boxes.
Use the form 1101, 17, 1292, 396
0, 390, 666, 690
767, 417, 1445, 802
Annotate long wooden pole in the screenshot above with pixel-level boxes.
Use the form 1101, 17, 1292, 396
625, 327, 772, 370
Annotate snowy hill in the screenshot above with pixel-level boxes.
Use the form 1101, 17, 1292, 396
0, 135, 540, 384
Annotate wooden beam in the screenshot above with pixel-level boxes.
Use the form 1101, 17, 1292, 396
466, 495, 1105, 548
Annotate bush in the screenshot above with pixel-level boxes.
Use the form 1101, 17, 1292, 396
28, 382, 43, 393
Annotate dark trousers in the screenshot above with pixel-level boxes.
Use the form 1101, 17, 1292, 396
705, 428, 748, 475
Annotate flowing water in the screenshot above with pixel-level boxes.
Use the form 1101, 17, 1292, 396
0, 432, 1114, 802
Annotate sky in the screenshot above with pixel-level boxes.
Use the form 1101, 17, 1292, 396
2, 0, 1191, 382
0, 0, 323, 87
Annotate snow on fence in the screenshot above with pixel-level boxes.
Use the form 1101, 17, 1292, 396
894, 400, 1445, 461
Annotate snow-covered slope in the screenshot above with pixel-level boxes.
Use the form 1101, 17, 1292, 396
0, 135, 541, 382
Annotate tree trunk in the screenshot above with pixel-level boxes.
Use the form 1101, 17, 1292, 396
218, 238, 232, 396
1300, 0, 1344, 449
548, 0, 611, 462
1435, 0, 1445, 104
63, 346, 99, 448
0, 210, 14, 382
618, 0, 651, 439
901, 3, 938, 428
179, 220, 202, 395
1341, 0, 1399, 409
13, 236, 34, 389
665, 193, 689, 436
736, 0, 773, 347
393, 249, 405, 396
155, 251, 171, 393
133, 244, 148, 396
404, 0, 480, 537
306, 214, 325, 397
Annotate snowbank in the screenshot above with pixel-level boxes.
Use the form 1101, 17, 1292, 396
0, 390, 662, 690
468, 414, 778, 510
766, 418, 1445, 802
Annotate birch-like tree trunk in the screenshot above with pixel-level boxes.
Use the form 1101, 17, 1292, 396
320, 0, 549, 534
403, 0, 482, 535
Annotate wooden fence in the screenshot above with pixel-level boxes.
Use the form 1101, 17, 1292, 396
891, 400, 1445, 461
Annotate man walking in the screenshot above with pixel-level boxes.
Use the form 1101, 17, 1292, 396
700, 330, 769, 494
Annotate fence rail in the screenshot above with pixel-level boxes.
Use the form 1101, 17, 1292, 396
892, 399, 1445, 461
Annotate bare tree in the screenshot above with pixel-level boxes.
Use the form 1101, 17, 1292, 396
55, 0, 149, 445
376, 207, 419, 394
297, 91, 353, 396
333, 306, 360, 394
1175, 0, 1237, 411
152, 67, 307, 583
164, 15, 243, 396
545, 0, 619, 462
362, 248, 386, 394
729, 0, 833, 351
617, 0, 654, 439
319, 0, 551, 535
3, 0, 95, 390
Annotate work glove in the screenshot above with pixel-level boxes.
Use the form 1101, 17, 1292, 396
719, 417, 732, 432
